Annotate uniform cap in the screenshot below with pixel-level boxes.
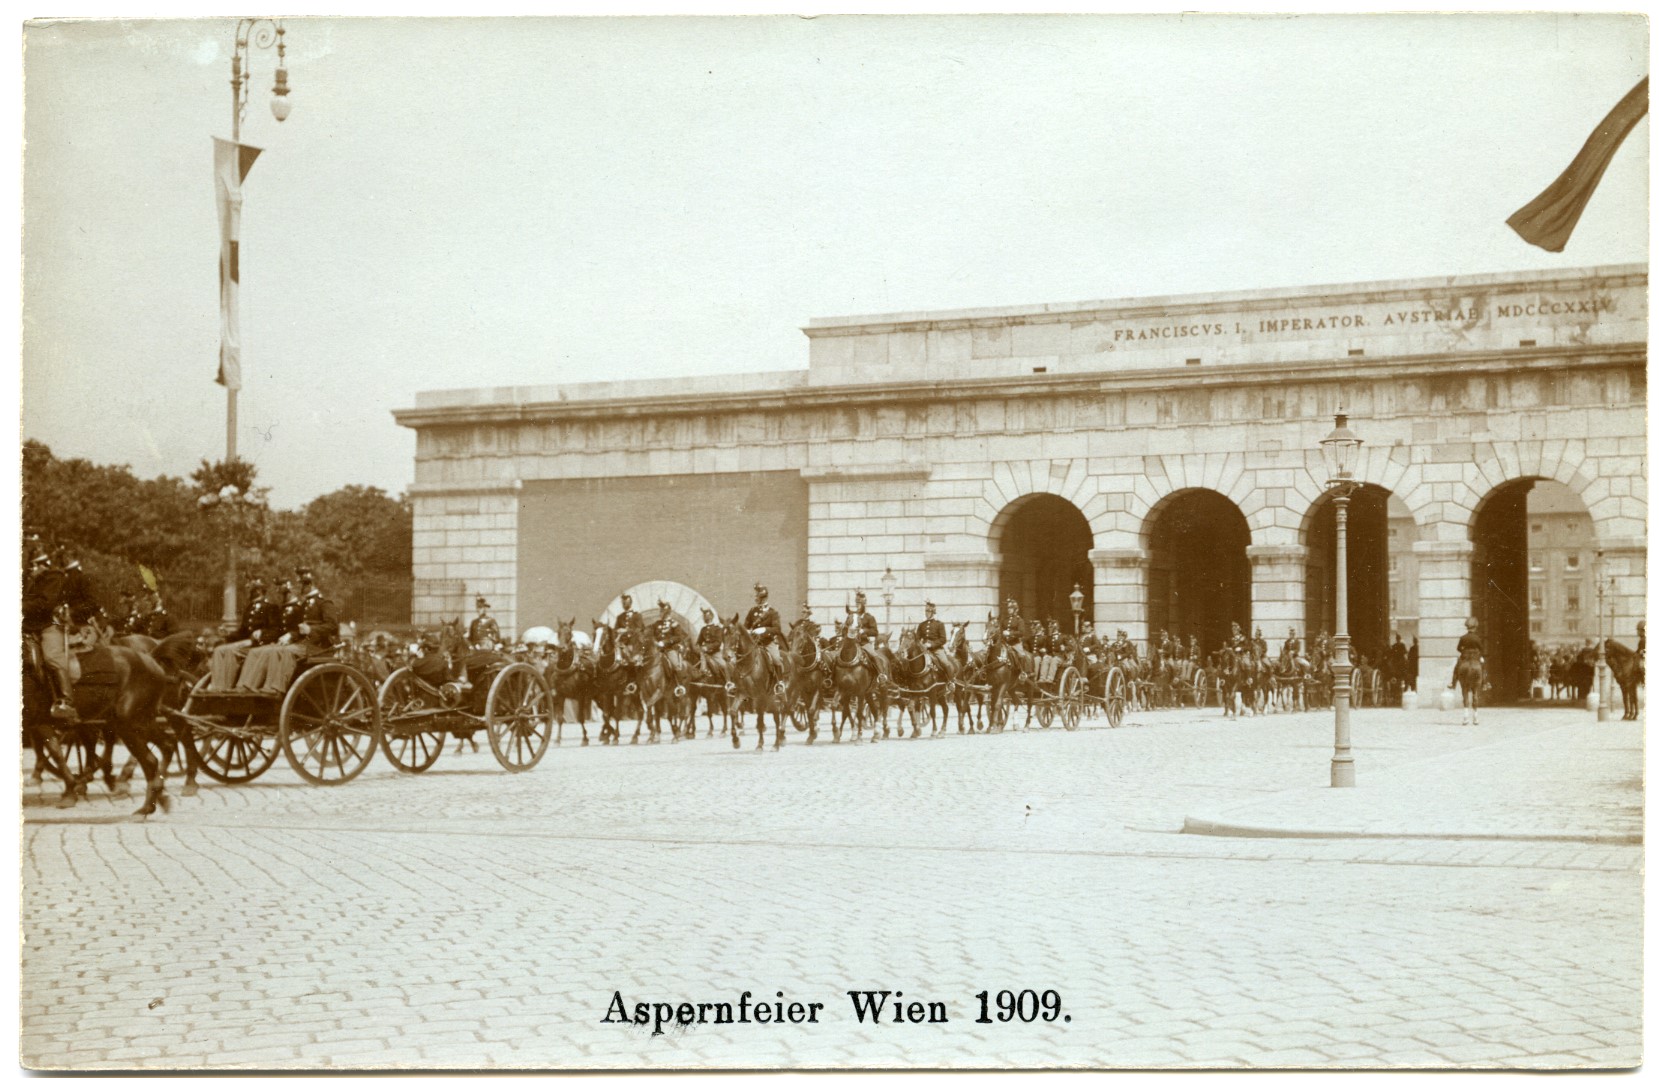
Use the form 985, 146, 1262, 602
475, 595, 491, 608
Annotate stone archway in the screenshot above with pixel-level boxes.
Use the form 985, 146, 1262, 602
1144, 488, 1252, 655
993, 493, 1094, 628
600, 580, 722, 634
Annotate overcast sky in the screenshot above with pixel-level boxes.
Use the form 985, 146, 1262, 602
21, 14, 1649, 508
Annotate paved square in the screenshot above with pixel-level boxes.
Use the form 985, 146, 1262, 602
21, 705, 1641, 1069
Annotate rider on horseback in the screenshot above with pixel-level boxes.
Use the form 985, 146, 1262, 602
848, 590, 882, 669
1450, 617, 1486, 690
24, 546, 94, 720
744, 583, 786, 669
915, 601, 946, 676
653, 600, 688, 677
696, 607, 724, 654
791, 601, 821, 647
615, 593, 645, 649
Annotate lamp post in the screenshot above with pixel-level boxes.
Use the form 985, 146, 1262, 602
880, 567, 896, 635
1319, 410, 1363, 788
220, 18, 293, 626
1070, 582, 1085, 637
1595, 556, 1611, 722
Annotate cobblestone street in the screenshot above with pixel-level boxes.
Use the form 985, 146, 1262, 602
21, 704, 1642, 1069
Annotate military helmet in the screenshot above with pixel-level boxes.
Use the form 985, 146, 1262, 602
925, 600, 936, 613
475, 594, 491, 609
754, 583, 768, 600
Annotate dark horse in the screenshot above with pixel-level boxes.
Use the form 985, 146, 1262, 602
725, 615, 789, 750
828, 621, 884, 743
23, 632, 199, 816
1603, 639, 1643, 722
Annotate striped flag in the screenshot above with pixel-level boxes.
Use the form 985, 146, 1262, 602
213, 137, 263, 389
1507, 78, 1648, 253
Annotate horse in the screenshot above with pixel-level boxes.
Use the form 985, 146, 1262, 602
974, 629, 1023, 732
785, 624, 826, 744
944, 622, 984, 733
683, 640, 735, 740
890, 628, 949, 738
1452, 650, 1485, 725
827, 622, 884, 743
545, 619, 598, 745
619, 631, 678, 744
589, 621, 634, 745
1603, 639, 1643, 722
725, 615, 789, 750
23, 631, 200, 816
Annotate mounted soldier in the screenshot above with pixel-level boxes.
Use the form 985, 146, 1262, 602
847, 590, 880, 653
1450, 617, 1486, 690
653, 600, 688, 678
744, 583, 786, 669
696, 607, 724, 654
790, 601, 821, 647
999, 598, 1029, 653
1112, 629, 1138, 663
24, 548, 79, 720
117, 590, 144, 635
615, 593, 645, 649
1227, 622, 1249, 654
915, 600, 947, 676
1252, 625, 1268, 661
467, 593, 502, 650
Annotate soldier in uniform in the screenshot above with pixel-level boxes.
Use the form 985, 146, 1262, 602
468, 594, 502, 650
843, 590, 882, 669
999, 599, 1028, 652
239, 571, 338, 693
1113, 629, 1138, 663
1283, 627, 1303, 663
652, 600, 687, 677
1252, 624, 1268, 660
744, 583, 786, 669
1187, 634, 1201, 664
143, 590, 176, 639
696, 608, 724, 654
24, 548, 79, 719
208, 576, 273, 690
615, 593, 645, 649
1156, 629, 1176, 666
791, 601, 820, 647
1227, 622, 1249, 654
117, 591, 143, 635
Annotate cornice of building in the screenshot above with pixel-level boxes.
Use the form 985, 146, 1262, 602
391, 341, 1646, 430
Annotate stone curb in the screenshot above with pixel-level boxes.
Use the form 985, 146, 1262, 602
1179, 815, 1641, 845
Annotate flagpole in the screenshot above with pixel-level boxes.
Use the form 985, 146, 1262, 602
220, 19, 290, 626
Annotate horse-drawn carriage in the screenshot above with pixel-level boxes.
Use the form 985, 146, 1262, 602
375, 633, 554, 774
177, 651, 382, 786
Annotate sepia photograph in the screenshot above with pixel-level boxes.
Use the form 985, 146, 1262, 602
17, 12, 1648, 1070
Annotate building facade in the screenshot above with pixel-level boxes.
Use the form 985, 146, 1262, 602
394, 264, 1647, 703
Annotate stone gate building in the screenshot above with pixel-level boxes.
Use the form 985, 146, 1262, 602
394, 263, 1647, 702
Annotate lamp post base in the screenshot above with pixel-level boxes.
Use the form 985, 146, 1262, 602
1331, 754, 1355, 788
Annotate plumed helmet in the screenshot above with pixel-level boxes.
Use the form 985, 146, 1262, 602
801, 601, 812, 614
754, 583, 768, 600
925, 600, 936, 612
297, 565, 314, 581
702, 607, 714, 620
475, 594, 490, 609
854, 589, 867, 604
621, 593, 633, 607
657, 598, 671, 610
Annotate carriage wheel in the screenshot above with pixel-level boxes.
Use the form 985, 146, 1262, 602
790, 699, 811, 732
1349, 669, 1365, 707
377, 667, 447, 774
485, 663, 553, 773
1104, 667, 1126, 728
1059, 668, 1083, 731
185, 673, 280, 785
279, 664, 381, 786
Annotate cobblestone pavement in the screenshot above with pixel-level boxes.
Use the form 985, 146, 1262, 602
21, 703, 1642, 1069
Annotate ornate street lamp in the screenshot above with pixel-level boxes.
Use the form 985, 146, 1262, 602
881, 567, 896, 634
1069, 582, 1085, 637
1595, 555, 1612, 722
1319, 410, 1363, 788
218, 19, 293, 627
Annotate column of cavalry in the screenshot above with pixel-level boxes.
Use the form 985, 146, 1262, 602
506, 586, 1361, 752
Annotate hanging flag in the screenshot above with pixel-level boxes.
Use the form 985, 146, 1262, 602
213, 137, 263, 389
1507, 78, 1648, 253
138, 564, 158, 593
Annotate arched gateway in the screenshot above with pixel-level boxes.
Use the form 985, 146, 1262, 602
396, 263, 1647, 707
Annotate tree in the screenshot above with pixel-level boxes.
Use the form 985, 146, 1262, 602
301, 485, 412, 580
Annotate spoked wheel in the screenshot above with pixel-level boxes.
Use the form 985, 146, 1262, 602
185, 674, 280, 785
1058, 667, 1083, 730
279, 664, 382, 786
377, 667, 448, 774
485, 663, 553, 773
1104, 667, 1127, 728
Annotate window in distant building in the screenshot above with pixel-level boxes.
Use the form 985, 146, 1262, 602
1530, 586, 1543, 612
1566, 521, 1579, 533
1566, 618, 1580, 635
1531, 619, 1544, 634
1530, 553, 1544, 573
1566, 585, 1580, 613
1566, 553, 1581, 572
1531, 522, 1543, 534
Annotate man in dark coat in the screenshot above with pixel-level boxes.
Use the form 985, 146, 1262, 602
209, 576, 272, 690
696, 608, 724, 654
916, 600, 946, 675
744, 584, 786, 668
468, 594, 502, 649
615, 593, 645, 648
1449, 617, 1484, 689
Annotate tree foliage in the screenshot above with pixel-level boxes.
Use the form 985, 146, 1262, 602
21, 440, 412, 620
